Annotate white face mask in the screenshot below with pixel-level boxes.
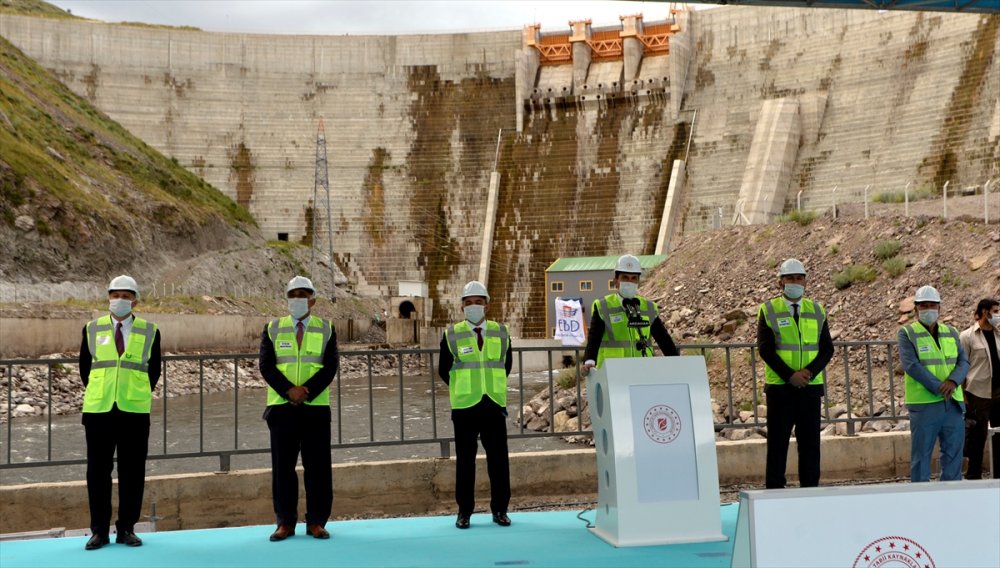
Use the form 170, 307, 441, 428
783, 283, 805, 300
619, 282, 638, 299
109, 298, 132, 318
918, 309, 939, 327
288, 298, 310, 320
464, 304, 485, 324
989, 314, 1000, 328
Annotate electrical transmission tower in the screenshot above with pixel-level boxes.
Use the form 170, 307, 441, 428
311, 119, 336, 298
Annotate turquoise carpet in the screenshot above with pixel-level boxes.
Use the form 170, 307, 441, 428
0, 505, 739, 567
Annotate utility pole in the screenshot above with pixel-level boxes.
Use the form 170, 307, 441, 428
312, 119, 336, 297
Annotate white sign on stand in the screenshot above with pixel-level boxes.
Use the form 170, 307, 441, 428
731, 480, 1000, 568
587, 356, 726, 547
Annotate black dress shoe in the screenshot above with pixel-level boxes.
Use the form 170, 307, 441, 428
115, 530, 143, 547
85, 533, 109, 550
455, 514, 471, 529
269, 524, 295, 542
492, 512, 511, 526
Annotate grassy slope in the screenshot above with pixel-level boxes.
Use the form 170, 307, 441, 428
0, 35, 254, 231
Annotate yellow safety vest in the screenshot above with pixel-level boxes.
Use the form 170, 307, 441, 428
266, 315, 333, 407
758, 297, 826, 385
83, 315, 157, 414
592, 294, 658, 368
901, 322, 965, 405
445, 320, 510, 410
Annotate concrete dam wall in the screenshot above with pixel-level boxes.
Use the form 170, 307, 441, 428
1, 8, 997, 337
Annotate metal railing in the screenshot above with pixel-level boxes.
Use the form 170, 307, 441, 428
0, 341, 907, 473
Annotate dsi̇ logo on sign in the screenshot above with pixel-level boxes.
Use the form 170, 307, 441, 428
642, 405, 681, 444
853, 536, 935, 568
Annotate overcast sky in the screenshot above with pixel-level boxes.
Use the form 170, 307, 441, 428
47, 1, 707, 36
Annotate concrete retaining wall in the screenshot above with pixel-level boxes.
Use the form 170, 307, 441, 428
0, 432, 914, 533
0, 315, 377, 358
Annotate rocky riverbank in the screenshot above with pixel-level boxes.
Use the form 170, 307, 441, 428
516, 372, 912, 444
0, 351, 424, 423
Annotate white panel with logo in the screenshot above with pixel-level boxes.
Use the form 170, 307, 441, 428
587, 356, 726, 546
731, 480, 1000, 568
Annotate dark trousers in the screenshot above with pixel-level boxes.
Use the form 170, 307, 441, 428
453, 398, 510, 516
965, 391, 1000, 479
83, 406, 150, 534
266, 404, 332, 526
765, 385, 822, 488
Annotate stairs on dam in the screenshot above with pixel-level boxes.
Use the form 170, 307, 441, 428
488, 99, 689, 338
679, 9, 998, 233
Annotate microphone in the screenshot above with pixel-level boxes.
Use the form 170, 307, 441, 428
622, 299, 648, 328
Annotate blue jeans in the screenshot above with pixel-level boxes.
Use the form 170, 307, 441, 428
908, 401, 965, 482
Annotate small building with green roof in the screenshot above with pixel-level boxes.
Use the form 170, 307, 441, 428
544, 255, 668, 338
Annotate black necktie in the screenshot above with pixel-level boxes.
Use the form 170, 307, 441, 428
296, 322, 304, 349
474, 328, 484, 351
792, 304, 799, 324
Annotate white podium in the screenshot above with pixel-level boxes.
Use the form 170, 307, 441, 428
587, 356, 726, 547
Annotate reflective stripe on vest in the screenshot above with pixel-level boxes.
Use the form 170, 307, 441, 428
83, 315, 157, 414
759, 297, 826, 385
266, 315, 333, 406
445, 320, 509, 410
592, 294, 658, 368
902, 322, 965, 405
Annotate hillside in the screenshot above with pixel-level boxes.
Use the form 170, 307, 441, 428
0, 0, 76, 20
645, 209, 999, 345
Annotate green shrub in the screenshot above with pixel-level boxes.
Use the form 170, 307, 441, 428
778, 210, 817, 226
882, 256, 907, 277
829, 244, 840, 255
833, 264, 878, 290
873, 240, 902, 260
556, 368, 578, 390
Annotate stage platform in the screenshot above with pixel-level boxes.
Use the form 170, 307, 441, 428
0, 505, 739, 567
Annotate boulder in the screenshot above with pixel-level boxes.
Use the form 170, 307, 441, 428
14, 215, 35, 232
968, 254, 991, 271
898, 297, 914, 314
526, 417, 549, 431
553, 411, 571, 432
723, 309, 746, 321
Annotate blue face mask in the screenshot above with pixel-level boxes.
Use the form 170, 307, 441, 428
918, 309, 939, 327
464, 305, 485, 324
783, 284, 805, 300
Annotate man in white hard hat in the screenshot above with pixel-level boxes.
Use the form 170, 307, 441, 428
581, 254, 679, 376
78, 275, 161, 550
438, 280, 513, 529
959, 298, 1000, 479
897, 285, 969, 482
258, 276, 339, 541
756, 259, 834, 489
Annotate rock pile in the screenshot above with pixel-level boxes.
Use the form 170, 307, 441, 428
517, 379, 914, 443
0, 352, 424, 423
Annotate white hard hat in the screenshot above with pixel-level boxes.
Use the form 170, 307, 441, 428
778, 258, 807, 277
615, 254, 642, 274
914, 285, 941, 303
461, 280, 489, 301
108, 275, 139, 296
285, 275, 315, 295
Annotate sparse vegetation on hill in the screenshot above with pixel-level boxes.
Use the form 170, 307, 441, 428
0, 0, 78, 20
0, 35, 256, 282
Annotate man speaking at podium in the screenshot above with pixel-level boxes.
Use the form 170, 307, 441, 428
582, 254, 679, 376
